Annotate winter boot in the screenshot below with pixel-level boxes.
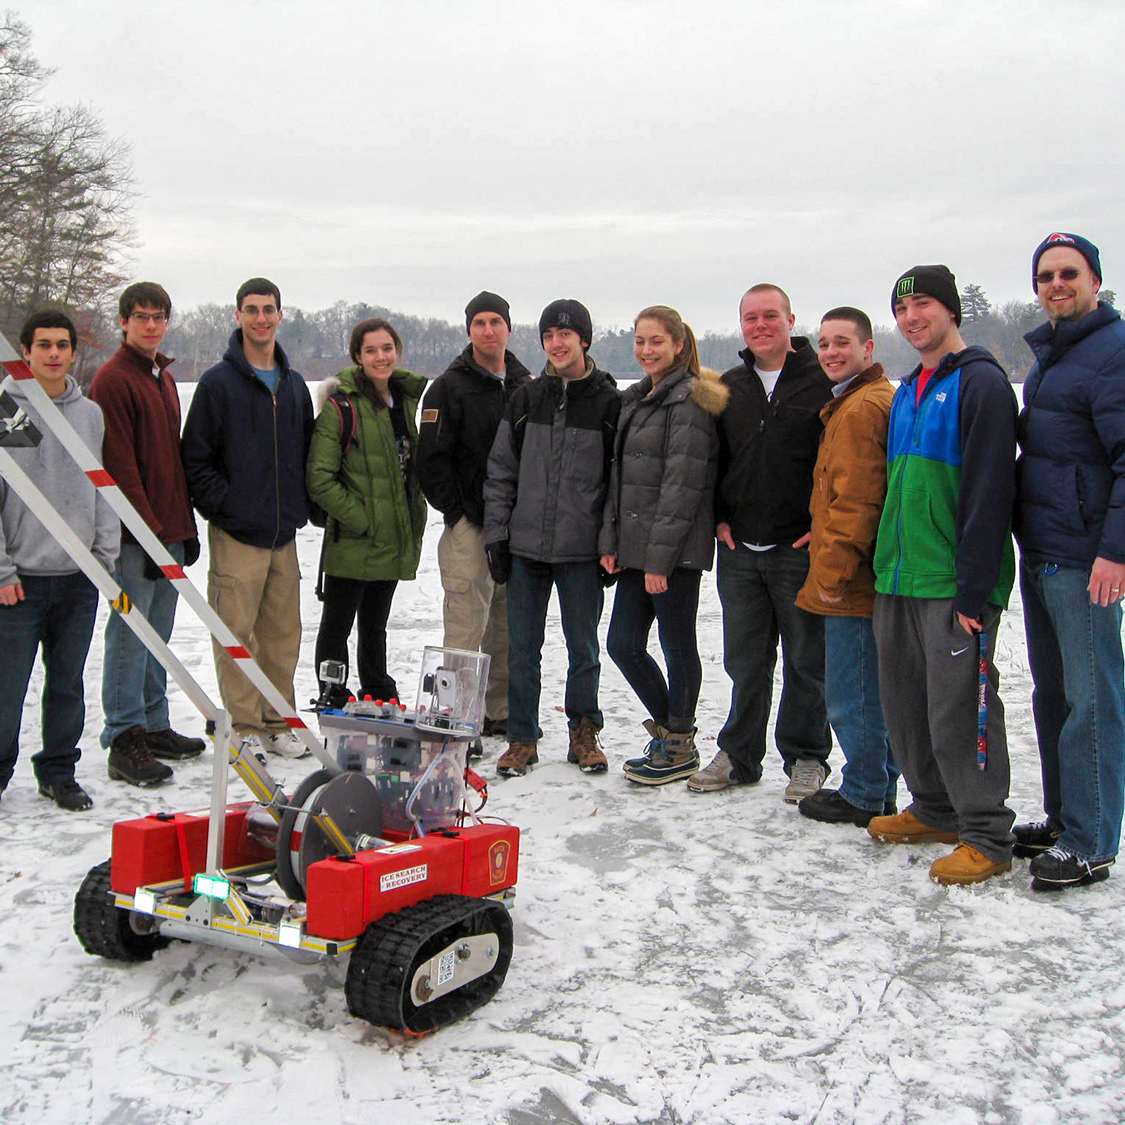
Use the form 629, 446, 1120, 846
145, 728, 206, 760
930, 843, 1012, 886
867, 808, 959, 845
497, 741, 538, 777
566, 717, 607, 773
623, 719, 666, 771
623, 722, 699, 786
107, 726, 173, 787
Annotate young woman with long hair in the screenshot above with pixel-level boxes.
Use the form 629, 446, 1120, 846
599, 305, 727, 784
307, 318, 427, 704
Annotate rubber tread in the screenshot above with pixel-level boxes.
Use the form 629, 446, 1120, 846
345, 893, 513, 1033
73, 860, 170, 961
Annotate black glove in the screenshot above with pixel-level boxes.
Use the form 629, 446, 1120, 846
143, 552, 164, 581
143, 538, 200, 580
486, 540, 511, 585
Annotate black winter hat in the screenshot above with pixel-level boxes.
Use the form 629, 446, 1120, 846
538, 299, 593, 348
464, 291, 512, 334
892, 265, 961, 326
1032, 232, 1102, 290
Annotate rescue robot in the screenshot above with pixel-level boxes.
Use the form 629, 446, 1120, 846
0, 340, 518, 1035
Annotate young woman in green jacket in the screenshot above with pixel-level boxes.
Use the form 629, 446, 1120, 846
306, 318, 428, 703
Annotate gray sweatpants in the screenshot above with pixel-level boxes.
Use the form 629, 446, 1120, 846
872, 594, 1015, 862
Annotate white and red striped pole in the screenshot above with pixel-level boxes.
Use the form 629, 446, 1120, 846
0, 444, 292, 827
0, 334, 329, 765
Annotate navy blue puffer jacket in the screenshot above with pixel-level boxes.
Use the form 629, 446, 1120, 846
1016, 303, 1125, 567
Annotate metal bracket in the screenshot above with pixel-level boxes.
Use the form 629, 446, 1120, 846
410, 933, 499, 1006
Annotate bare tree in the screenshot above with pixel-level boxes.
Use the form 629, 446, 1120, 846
0, 12, 134, 343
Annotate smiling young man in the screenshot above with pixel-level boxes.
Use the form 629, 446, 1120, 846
482, 299, 620, 777
89, 283, 201, 787
794, 307, 899, 828
417, 292, 532, 752
0, 311, 119, 810
690, 284, 833, 802
181, 278, 314, 759
866, 265, 1018, 886
1013, 233, 1125, 892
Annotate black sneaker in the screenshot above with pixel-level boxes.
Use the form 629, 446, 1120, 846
467, 738, 484, 760
798, 788, 879, 827
1012, 819, 1061, 858
482, 717, 508, 738
1029, 845, 1114, 892
145, 728, 206, 760
108, 726, 173, 787
38, 778, 94, 811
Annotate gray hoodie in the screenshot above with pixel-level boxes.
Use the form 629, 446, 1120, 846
0, 374, 119, 586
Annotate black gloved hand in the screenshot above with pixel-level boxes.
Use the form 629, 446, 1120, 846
183, 537, 201, 567
486, 540, 511, 585
143, 552, 164, 581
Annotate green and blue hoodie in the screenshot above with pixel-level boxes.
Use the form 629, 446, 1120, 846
873, 346, 1017, 618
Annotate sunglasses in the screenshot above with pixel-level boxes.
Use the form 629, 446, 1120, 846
1035, 268, 1082, 285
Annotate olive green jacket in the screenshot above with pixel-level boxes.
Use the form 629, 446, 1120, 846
306, 366, 428, 580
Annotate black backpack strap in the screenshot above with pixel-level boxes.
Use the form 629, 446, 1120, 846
328, 392, 357, 456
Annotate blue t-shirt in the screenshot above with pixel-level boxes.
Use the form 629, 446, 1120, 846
250, 364, 280, 395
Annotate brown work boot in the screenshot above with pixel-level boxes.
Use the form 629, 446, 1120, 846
930, 843, 1012, 886
867, 808, 959, 844
566, 717, 607, 773
496, 740, 538, 777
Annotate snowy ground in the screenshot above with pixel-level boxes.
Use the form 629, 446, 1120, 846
3, 397, 1125, 1124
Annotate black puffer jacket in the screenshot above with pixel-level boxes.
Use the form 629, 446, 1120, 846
715, 337, 833, 545
483, 360, 620, 562
416, 346, 532, 528
599, 367, 728, 575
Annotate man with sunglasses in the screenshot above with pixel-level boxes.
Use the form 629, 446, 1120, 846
1014, 233, 1125, 892
90, 283, 201, 787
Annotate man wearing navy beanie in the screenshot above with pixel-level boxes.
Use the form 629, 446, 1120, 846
1014, 232, 1125, 892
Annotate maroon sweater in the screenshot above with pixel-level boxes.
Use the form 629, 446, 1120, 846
88, 344, 196, 544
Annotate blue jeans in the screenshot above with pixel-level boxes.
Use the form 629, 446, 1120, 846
824, 615, 898, 812
507, 556, 603, 743
716, 543, 829, 781
1021, 557, 1125, 862
101, 541, 184, 747
0, 572, 98, 788
606, 568, 702, 732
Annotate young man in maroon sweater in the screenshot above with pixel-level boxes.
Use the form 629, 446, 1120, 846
88, 282, 202, 787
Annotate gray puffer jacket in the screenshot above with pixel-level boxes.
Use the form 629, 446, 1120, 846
598, 366, 728, 575
483, 360, 620, 562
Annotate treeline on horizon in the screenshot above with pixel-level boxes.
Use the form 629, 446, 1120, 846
69, 283, 1108, 389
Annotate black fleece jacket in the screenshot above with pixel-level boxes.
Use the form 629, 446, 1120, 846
715, 336, 833, 545
416, 346, 532, 528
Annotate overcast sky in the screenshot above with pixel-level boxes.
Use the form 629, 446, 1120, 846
30, 0, 1125, 339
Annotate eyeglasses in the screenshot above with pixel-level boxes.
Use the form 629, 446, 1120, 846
1035, 268, 1082, 286
129, 312, 168, 324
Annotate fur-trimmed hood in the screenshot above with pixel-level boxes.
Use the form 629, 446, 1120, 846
691, 367, 729, 416
315, 373, 342, 412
